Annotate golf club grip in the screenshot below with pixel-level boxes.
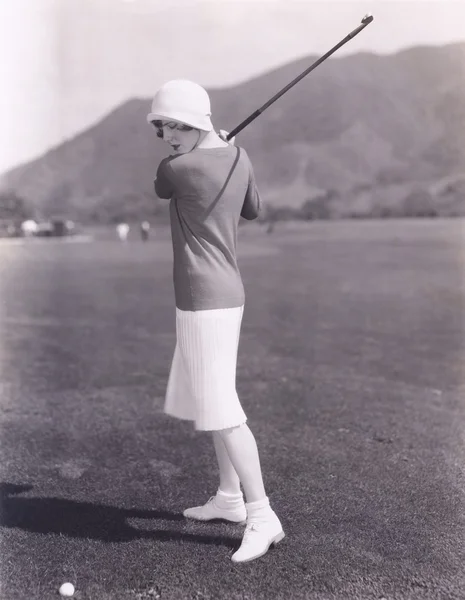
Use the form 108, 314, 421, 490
226, 17, 373, 140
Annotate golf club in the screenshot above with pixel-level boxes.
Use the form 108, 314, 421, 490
226, 14, 374, 141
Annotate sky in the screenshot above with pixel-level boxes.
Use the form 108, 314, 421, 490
1, 0, 464, 176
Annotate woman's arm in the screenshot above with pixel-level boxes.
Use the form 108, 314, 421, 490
154, 157, 175, 199
241, 167, 261, 220
217, 129, 261, 220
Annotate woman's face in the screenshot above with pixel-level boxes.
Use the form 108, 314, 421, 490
153, 120, 200, 155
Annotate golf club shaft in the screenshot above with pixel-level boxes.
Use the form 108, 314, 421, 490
226, 15, 374, 140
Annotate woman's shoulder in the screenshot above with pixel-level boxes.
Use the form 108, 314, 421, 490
168, 145, 253, 175
173, 145, 240, 164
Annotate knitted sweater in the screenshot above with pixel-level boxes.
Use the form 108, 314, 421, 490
155, 145, 261, 311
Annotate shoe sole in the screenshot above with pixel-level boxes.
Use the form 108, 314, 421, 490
183, 513, 247, 525
231, 530, 285, 563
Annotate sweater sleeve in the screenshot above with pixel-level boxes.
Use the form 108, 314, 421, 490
154, 157, 175, 199
241, 164, 261, 220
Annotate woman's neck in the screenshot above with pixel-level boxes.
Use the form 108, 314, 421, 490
196, 130, 229, 149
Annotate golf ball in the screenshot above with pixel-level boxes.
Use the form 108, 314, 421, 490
59, 582, 75, 597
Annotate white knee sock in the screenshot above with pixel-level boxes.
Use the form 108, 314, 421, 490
212, 431, 241, 496
217, 424, 267, 502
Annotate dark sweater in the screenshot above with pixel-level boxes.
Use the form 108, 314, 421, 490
155, 145, 261, 311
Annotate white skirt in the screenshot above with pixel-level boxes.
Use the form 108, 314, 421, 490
164, 305, 247, 431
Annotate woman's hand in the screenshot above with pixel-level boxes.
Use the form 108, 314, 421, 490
219, 129, 235, 146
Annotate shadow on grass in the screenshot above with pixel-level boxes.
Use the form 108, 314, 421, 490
0, 483, 238, 549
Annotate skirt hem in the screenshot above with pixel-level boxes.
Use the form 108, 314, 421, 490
164, 408, 247, 431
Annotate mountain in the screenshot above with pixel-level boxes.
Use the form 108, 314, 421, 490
2, 42, 465, 223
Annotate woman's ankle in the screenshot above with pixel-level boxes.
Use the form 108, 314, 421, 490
245, 496, 269, 509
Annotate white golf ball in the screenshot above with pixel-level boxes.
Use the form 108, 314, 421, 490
59, 582, 75, 597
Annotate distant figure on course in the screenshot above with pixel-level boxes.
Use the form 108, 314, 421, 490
140, 221, 150, 241
116, 222, 129, 241
148, 79, 284, 564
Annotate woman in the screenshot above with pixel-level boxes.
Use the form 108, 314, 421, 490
148, 80, 284, 563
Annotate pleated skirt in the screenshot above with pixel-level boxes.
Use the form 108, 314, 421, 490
164, 305, 247, 431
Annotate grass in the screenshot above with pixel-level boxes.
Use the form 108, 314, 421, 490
0, 219, 464, 599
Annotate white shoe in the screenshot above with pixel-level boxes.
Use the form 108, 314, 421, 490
231, 514, 285, 563
183, 495, 247, 523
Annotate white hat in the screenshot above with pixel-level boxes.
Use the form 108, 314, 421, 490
147, 79, 213, 131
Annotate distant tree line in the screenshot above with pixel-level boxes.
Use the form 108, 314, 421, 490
0, 190, 36, 221
260, 186, 464, 223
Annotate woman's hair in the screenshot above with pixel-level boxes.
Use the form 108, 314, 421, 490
152, 120, 194, 139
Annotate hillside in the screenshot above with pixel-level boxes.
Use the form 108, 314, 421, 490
2, 42, 465, 223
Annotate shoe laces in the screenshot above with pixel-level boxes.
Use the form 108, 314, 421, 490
243, 522, 262, 539
244, 513, 278, 536
237, 522, 267, 552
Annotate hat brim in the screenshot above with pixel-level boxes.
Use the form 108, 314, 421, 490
146, 111, 213, 132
